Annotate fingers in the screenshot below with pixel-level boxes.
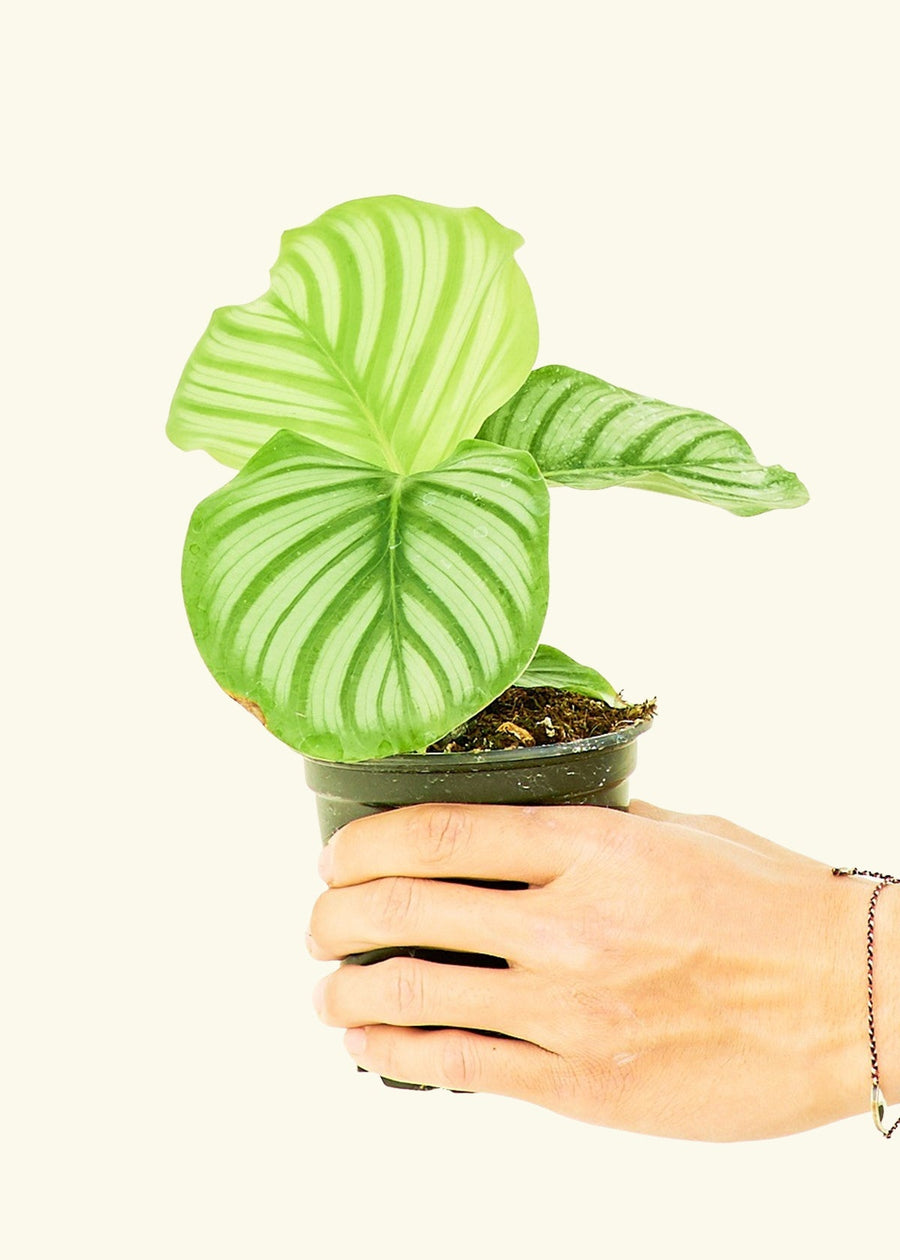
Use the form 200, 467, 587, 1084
320, 803, 583, 889
315, 956, 549, 1046
341, 1024, 562, 1100
309, 875, 540, 965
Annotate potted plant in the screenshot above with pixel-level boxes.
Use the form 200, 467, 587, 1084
168, 194, 807, 1083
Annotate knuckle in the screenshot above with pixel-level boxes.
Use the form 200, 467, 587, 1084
371, 876, 418, 936
383, 958, 425, 1019
440, 1033, 481, 1091
413, 804, 470, 869
690, 811, 722, 829
532, 895, 612, 973
564, 809, 643, 882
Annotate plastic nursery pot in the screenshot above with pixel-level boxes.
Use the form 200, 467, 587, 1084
303, 719, 652, 1090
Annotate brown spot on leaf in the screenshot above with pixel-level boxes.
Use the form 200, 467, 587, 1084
226, 691, 268, 728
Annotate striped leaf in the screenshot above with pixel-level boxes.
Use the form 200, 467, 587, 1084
167, 196, 538, 474
478, 364, 809, 516
182, 430, 550, 761
515, 644, 623, 706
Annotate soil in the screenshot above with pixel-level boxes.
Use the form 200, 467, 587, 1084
426, 686, 656, 753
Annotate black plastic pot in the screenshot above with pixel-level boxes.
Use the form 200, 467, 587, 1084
305, 720, 652, 835
304, 719, 652, 1089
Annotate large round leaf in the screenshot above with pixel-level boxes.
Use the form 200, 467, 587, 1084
167, 196, 539, 475
182, 431, 550, 761
479, 365, 809, 516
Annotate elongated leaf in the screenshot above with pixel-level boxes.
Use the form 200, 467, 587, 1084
478, 365, 808, 516
167, 196, 538, 474
182, 431, 550, 761
515, 644, 623, 705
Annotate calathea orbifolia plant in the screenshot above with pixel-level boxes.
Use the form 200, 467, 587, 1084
169, 195, 807, 762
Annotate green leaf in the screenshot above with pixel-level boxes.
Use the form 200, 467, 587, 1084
515, 644, 623, 706
182, 431, 550, 761
478, 364, 809, 516
167, 195, 538, 475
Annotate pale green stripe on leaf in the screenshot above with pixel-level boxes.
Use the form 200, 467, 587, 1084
182, 432, 550, 761
515, 644, 623, 706
478, 365, 809, 517
168, 195, 538, 475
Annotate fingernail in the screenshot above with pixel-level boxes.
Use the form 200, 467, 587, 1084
318, 844, 334, 883
344, 1027, 367, 1056
312, 977, 326, 1016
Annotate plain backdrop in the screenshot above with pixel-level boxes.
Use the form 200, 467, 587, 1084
3, 1, 898, 1256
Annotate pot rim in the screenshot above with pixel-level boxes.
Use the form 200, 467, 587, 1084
303, 716, 652, 772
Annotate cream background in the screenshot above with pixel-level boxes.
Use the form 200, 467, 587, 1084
4, 1, 899, 1256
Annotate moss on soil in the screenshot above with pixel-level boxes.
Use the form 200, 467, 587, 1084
426, 686, 656, 753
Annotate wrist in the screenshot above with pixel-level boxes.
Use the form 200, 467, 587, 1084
814, 873, 874, 1124
820, 872, 900, 1122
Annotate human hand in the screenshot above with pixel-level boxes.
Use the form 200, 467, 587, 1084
308, 802, 898, 1140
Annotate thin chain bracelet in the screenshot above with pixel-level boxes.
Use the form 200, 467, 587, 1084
832, 866, 900, 1138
